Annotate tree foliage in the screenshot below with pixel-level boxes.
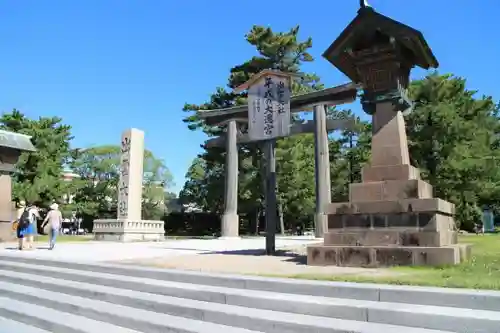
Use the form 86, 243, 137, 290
0, 109, 73, 208
69, 145, 174, 220
68, 145, 121, 217
407, 72, 500, 230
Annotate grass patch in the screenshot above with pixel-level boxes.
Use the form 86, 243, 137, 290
272, 235, 500, 290
35, 235, 93, 243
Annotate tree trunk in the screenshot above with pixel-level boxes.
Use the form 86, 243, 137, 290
254, 208, 260, 235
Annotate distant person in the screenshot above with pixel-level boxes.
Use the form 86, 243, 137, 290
17, 203, 40, 250
71, 212, 78, 235
15, 205, 27, 250
473, 222, 484, 235
42, 203, 63, 250
296, 225, 303, 236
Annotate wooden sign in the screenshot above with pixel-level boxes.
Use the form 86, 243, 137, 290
236, 70, 294, 142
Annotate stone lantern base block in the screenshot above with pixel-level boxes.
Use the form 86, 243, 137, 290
307, 244, 470, 267
93, 219, 164, 242
323, 229, 458, 247
361, 164, 421, 182
348, 179, 433, 202
307, 170, 471, 267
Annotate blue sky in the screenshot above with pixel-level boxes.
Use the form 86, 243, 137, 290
0, 1, 498, 193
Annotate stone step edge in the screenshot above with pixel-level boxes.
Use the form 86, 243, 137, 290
0, 280, 456, 333
0, 296, 142, 333
0, 256, 498, 311
0, 284, 265, 333
0, 315, 52, 333
1, 266, 498, 333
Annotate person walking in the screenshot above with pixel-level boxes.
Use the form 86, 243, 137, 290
42, 203, 62, 250
26, 204, 40, 249
16, 203, 40, 250
16, 207, 27, 250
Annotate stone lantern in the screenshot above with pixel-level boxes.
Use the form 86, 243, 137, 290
0, 130, 36, 241
307, 4, 469, 266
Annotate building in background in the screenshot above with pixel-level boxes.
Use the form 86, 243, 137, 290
61, 171, 80, 204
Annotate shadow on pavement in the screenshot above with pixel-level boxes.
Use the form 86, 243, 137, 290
200, 249, 307, 265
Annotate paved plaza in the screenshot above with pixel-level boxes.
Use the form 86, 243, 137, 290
0, 236, 321, 262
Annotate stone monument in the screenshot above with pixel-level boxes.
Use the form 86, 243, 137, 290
307, 5, 469, 266
93, 128, 165, 241
0, 130, 36, 241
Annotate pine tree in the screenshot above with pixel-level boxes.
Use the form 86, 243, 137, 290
407, 72, 500, 230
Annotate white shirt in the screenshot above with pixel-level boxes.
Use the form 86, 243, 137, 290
45, 210, 63, 229
28, 208, 40, 224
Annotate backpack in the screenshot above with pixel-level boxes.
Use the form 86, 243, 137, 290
18, 209, 31, 229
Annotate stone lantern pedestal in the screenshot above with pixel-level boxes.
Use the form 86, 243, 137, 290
0, 130, 36, 242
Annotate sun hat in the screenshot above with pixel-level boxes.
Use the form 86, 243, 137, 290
50, 203, 59, 210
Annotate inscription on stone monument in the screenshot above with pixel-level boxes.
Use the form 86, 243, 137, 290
118, 135, 131, 219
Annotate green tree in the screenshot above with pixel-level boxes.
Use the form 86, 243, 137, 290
68, 145, 120, 217
70, 145, 174, 220
0, 109, 73, 208
142, 150, 174, 220
179, 155, 225, 214
275, 134, 316, 229
407, 72, 500, 230
163, 191, 179, 213
328, 109, 371, 203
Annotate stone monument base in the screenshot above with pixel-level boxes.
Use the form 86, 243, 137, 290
221, 212, 240, 238
307, 188, 472, 267
308, 244, 470, 267
93, 219, 164, 242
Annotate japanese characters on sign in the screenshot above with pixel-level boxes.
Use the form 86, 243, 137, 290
117, 136, 131, 219
247, 74, 291, 141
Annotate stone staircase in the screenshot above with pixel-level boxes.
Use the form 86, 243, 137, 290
0, 255, 498, 332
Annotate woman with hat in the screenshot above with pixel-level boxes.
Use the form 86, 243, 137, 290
42, 203, 63, 250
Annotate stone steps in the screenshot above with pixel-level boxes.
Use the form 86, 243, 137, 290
0, 256, 498, 332
0, 315, 53, 333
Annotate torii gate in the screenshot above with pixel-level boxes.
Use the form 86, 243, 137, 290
198, 74, 359, 254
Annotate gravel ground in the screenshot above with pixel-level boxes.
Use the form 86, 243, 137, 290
119, 244, 400, 278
